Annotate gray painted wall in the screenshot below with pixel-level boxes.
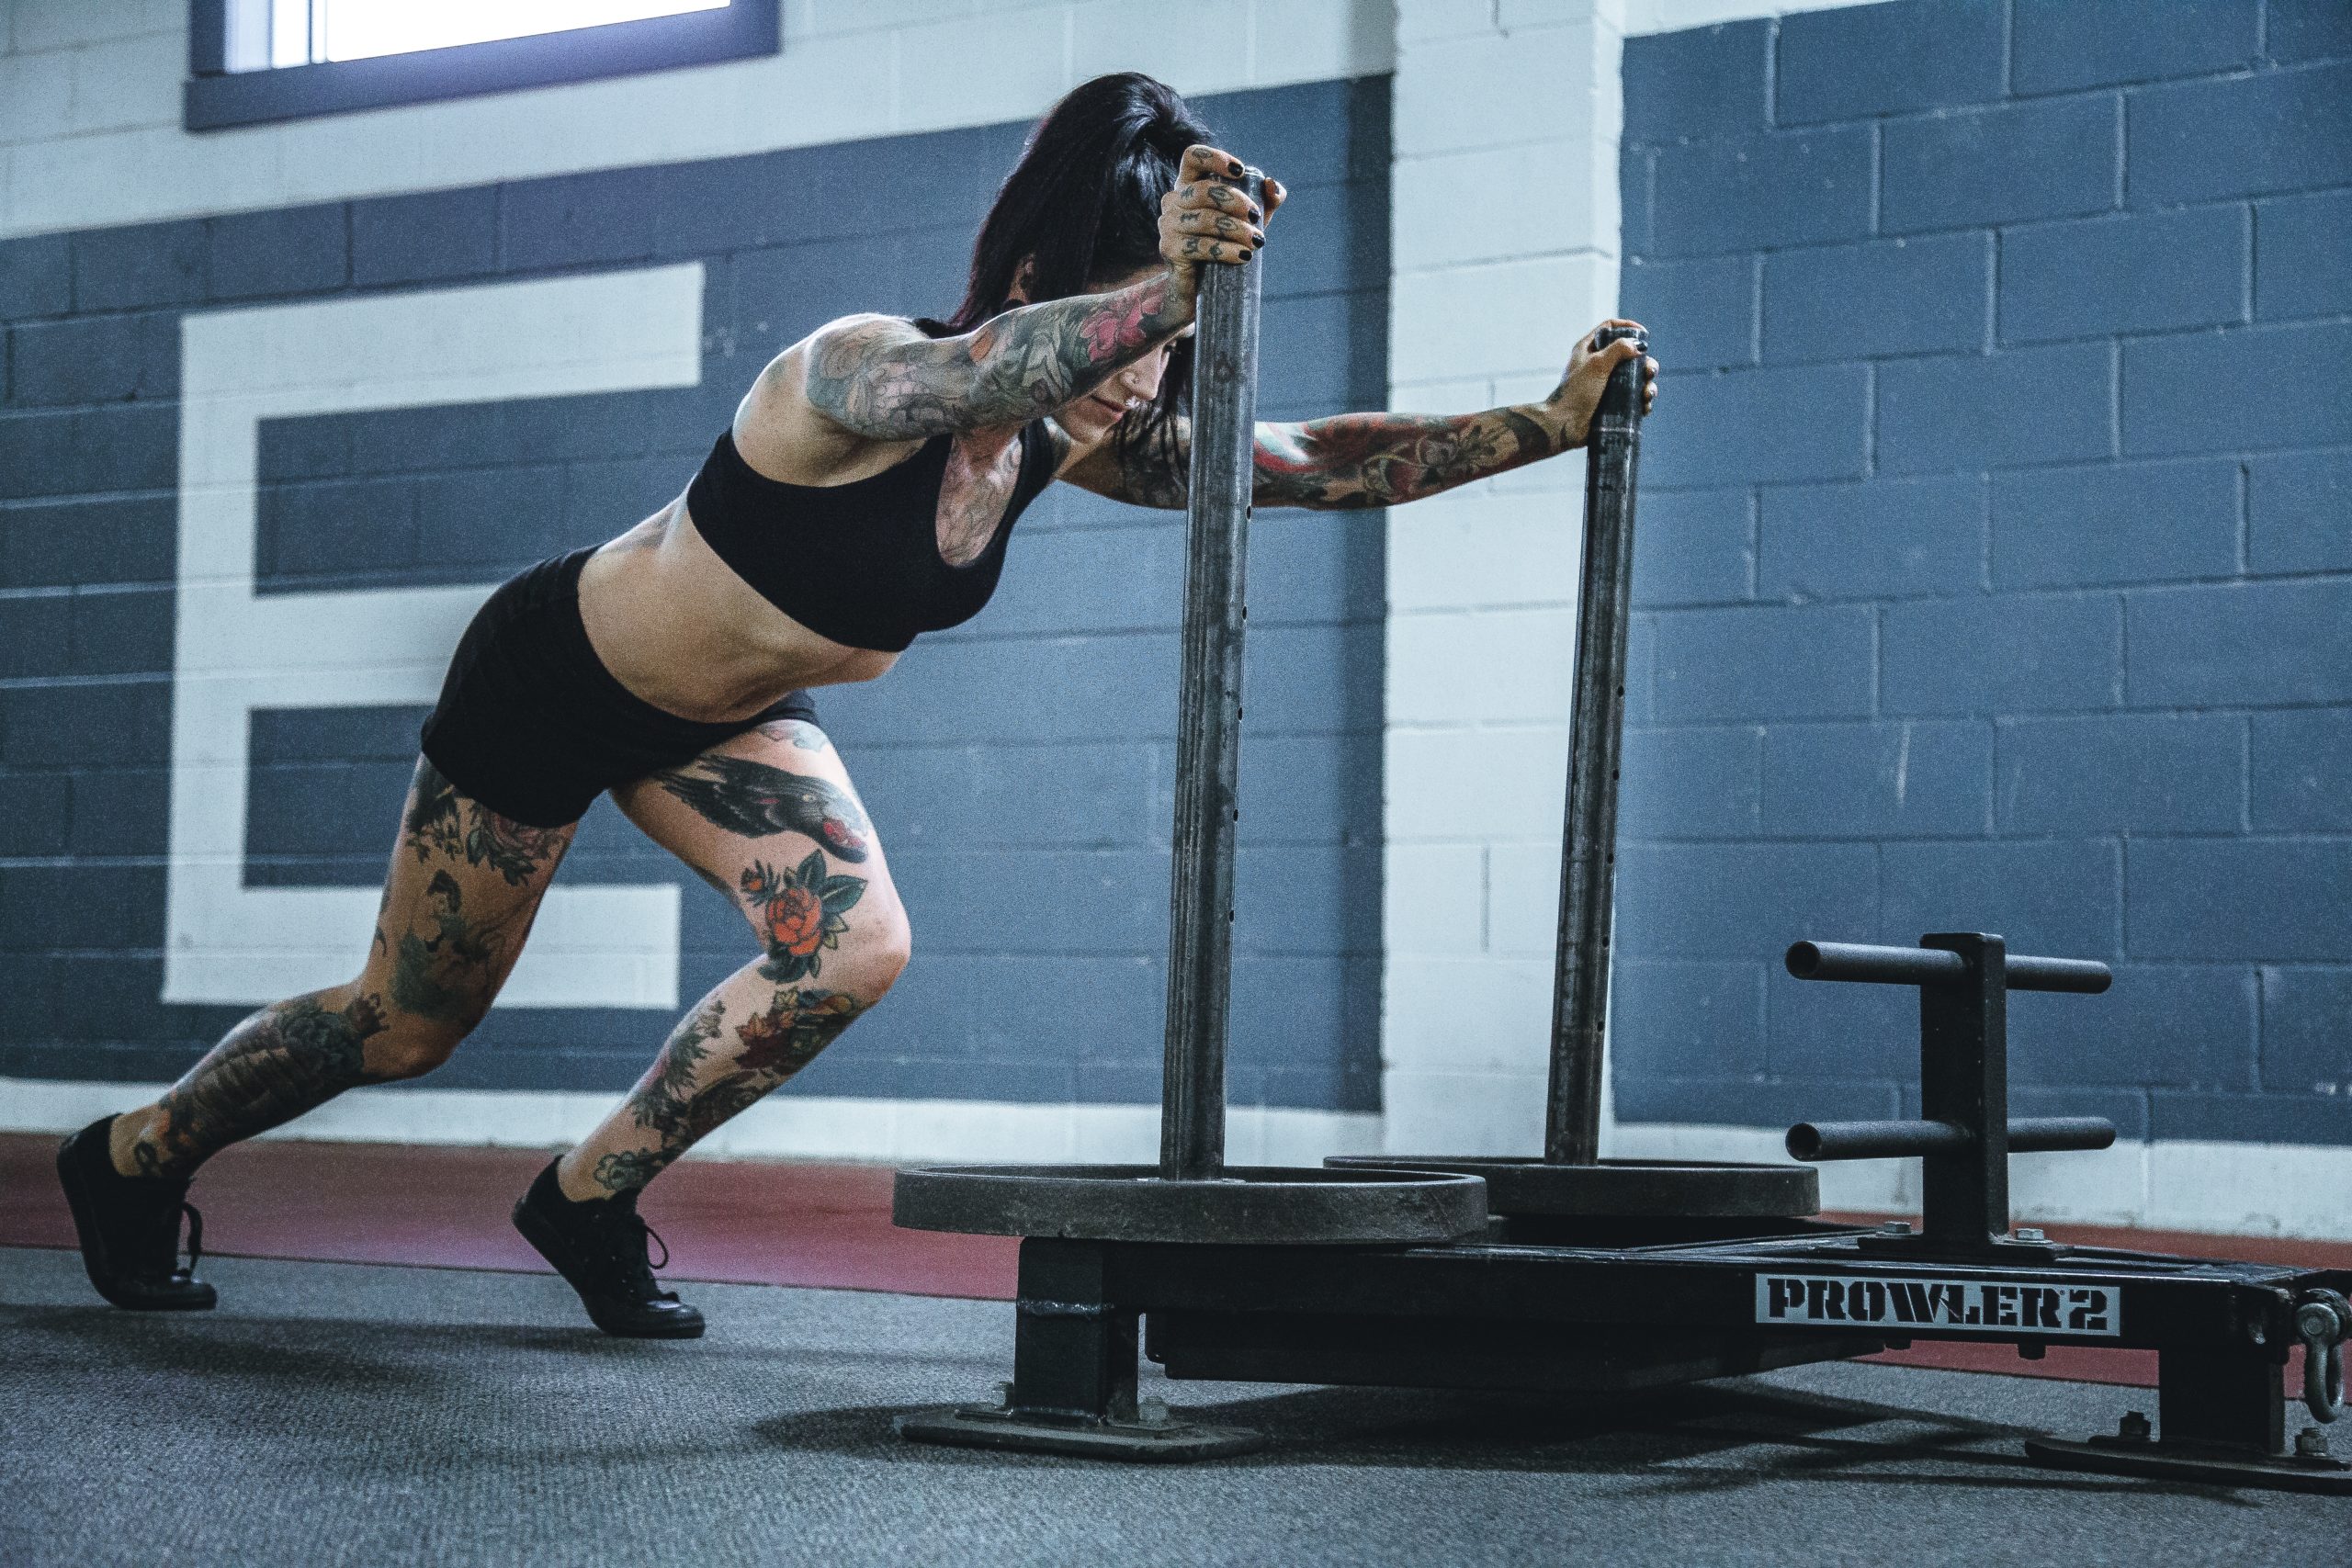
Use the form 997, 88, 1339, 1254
1612, 0, 2351, 1145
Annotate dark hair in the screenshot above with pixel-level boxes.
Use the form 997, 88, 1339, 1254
927, 73, 1211, 469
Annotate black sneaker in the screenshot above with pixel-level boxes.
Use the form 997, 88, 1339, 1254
55, 1116, 217, 1312
512, 1159, 705, 1339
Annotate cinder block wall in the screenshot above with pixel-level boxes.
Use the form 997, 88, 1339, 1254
1614, 0, 2352, 1146
0, 1, 1392, 1134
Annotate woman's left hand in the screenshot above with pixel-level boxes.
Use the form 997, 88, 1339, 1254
1542, 318, 1660, 447
1160, 145, 1287, 300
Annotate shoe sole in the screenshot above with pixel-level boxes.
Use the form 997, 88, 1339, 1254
511, 1196, 705, 1339
54, 1134, 216, 1313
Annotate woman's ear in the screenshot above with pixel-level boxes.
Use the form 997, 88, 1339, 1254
1005, 255, 1037, 306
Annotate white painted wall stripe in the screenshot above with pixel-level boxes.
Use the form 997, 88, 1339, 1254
6, 1078, 2341, 1241
165, 266, 707, 1010
0, 1078, 1385, 1170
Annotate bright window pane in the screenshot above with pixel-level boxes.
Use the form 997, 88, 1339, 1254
318, 0, 729, 62
268, 0, 314, 67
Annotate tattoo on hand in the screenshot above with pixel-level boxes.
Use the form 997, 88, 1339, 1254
803, 273, 1187, 440
656, 753, 871, 862
403, 759, 569, 886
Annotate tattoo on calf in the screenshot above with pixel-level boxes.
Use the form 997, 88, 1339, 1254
628, 996, 726, 1134
591, 1149, 669, 1193
596, 987, 868, 1193
733, 987, 864, 1079
144, 994, 391, 1172
656, 753, 872, 863
742, 853, 866, 983
402, 759, 569, 886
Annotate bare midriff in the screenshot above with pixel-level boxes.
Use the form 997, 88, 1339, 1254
575, 502, 898, 725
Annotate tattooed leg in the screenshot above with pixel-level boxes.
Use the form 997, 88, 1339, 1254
588, 724, 908, 1198
110, 989, 390, 1179
402, 757, 571, 886
651, 752, 873, 863
109, 754, 574, 1180
558, 965, 877, 1199
389, 868, 538, 1027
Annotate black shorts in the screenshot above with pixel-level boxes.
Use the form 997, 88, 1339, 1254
419, 547, 820, 828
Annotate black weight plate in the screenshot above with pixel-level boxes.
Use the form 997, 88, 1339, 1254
891, 1164, 1488, 1244
1322, 1156, 1818, 1218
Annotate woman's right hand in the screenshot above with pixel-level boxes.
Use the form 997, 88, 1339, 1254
1160, 144, 1283, 298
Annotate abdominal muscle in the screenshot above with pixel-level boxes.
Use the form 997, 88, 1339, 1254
574, 501, 898, 725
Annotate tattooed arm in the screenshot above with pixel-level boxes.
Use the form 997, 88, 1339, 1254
800, 274, 1194, 440
1065, 402, 1566, 511
1065, 318, 1658, 511
797, 145, 1272, 443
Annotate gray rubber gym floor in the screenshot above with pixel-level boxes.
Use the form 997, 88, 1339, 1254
1, 1247, 2339, 1566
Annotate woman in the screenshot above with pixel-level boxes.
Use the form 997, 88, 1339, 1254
58, 73, 1657, 1337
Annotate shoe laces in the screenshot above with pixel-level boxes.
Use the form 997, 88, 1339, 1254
179, 1201, 205, 1279
133, 1190, 202, 1280
590, 1195, 678, 1303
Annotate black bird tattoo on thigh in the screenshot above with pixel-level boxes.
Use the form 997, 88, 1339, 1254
655, 754, 873, 862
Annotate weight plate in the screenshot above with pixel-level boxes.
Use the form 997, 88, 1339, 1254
892, 1164, 1488, 1244
1322, 1156, 1818, 1218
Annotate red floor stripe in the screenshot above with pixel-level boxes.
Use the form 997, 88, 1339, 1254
1, 1134, 1017, 1299
8, 1134, 2345, 1394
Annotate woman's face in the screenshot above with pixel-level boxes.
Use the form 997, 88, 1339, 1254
1057, 336, 1171, 444
1011, 263, 1176, 446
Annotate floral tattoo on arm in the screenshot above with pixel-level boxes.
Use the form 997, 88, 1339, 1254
1098, 405, 1569, 512
801, 271, 1191, 440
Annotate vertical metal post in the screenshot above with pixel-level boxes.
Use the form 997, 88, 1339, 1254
1917, 931, 2009, 1249
1161, 169, 1266, 1182
2159, 1343, 2287, 1456
1008, 1239, 1139, 1423
1545, 327, 1647, 1166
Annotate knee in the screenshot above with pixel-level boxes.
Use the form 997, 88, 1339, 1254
862, 902, 912, 992
740, 873, 912, 994
349, 956, 494, 1078
367, 1021, 467, 1081
349, 988, 476, 1080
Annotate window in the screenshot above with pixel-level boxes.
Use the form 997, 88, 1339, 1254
186, 0, 779, 131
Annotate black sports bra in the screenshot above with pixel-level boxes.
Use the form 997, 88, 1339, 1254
684, 421, 1057, 653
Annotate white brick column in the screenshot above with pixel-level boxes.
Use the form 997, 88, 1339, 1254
1382, 0, 1627, 1153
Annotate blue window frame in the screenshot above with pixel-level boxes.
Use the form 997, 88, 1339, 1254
184, 0, 781, 132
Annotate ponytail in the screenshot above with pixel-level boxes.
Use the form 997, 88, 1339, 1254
926, 73, 1212, 471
